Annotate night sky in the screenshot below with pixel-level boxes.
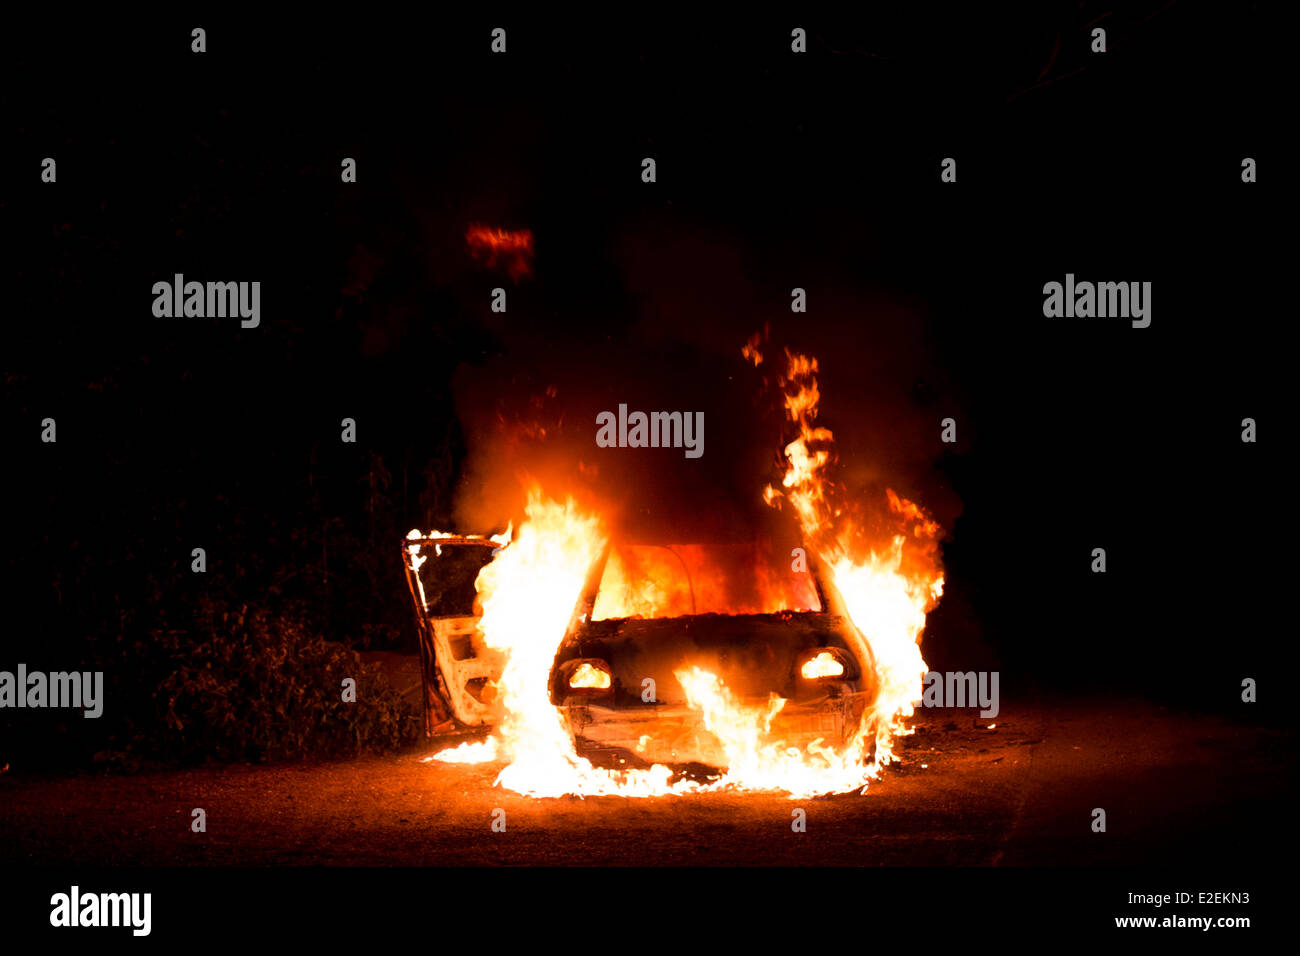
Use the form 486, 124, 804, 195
0, 11, 1291, 946
3, 6, 1284, 746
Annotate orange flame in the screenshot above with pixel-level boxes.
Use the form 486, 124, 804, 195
800, 651, 845, 679
424, 341, 944, 798
568, 662, 611, 689
427, 491, 692, 797
466, 225, 534, 281
763, 344, 944, 776
591, 544, 819, 620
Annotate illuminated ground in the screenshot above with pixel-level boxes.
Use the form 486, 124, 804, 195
1, 698, 1288, 867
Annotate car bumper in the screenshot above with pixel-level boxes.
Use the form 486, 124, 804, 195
561, 691, 873, 768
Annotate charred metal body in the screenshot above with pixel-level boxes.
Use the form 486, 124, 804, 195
401, 535, 505, 736
403, 534, 880, 769
550, 544, 878, 767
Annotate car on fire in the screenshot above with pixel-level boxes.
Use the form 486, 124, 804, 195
402, 531, 881, 769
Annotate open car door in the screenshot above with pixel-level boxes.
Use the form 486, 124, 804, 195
401, 533, 508, 736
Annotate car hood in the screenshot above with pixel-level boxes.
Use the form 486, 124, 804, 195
553, 611, 874, 706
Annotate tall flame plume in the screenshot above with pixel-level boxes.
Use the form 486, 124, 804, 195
426, 338, 944, 797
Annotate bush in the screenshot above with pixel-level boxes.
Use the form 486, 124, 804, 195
149, 597, 420, 763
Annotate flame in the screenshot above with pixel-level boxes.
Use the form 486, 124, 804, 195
428, 491, 692, 797
590, 544, 819, 620
800, 651, 845, 679
763, 344, 944, 776
406, 526, 511, 551
404, 526, 510, 610
466, 225, 534, 281
424, 341, 943, 798
568, 662, 611, 689
430, 737, 498, 763
741, 326, 767, 367
675, 666, 875, 798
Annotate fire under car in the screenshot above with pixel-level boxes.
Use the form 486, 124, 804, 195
402, 532, 880, 769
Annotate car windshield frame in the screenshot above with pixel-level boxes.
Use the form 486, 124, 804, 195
589, 540, 824, 621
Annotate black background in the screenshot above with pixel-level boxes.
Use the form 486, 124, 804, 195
0, 4, 1288, 940
2, 10, 1286, 756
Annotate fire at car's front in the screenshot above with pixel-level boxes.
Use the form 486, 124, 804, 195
551, 596, 879, 773
425, 346, 944, 798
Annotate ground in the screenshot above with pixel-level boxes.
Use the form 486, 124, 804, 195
2, 694, 1288, 867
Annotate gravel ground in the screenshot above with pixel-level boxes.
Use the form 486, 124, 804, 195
1, 696, 1289, 867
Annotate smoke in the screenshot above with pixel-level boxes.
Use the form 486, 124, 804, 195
448, 215, 962, 545
450, 337, 782, 542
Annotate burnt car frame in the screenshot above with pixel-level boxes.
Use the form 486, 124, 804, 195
402, 533, 881, 768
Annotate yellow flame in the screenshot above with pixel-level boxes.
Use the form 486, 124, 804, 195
800, 651, 845, 679
568, 662, 611, 689
422, 342, 944, 798
757, 345, 944, 784
426, 491, 694, 797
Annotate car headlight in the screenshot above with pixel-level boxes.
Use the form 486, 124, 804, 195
800, 650, 846, 680
567, 660, 612, 690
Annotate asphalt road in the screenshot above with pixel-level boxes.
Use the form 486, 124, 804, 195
1, 696, 1290, 867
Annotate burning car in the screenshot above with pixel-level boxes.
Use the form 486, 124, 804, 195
404, 347, 942, 797
403, 530, 881, 770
